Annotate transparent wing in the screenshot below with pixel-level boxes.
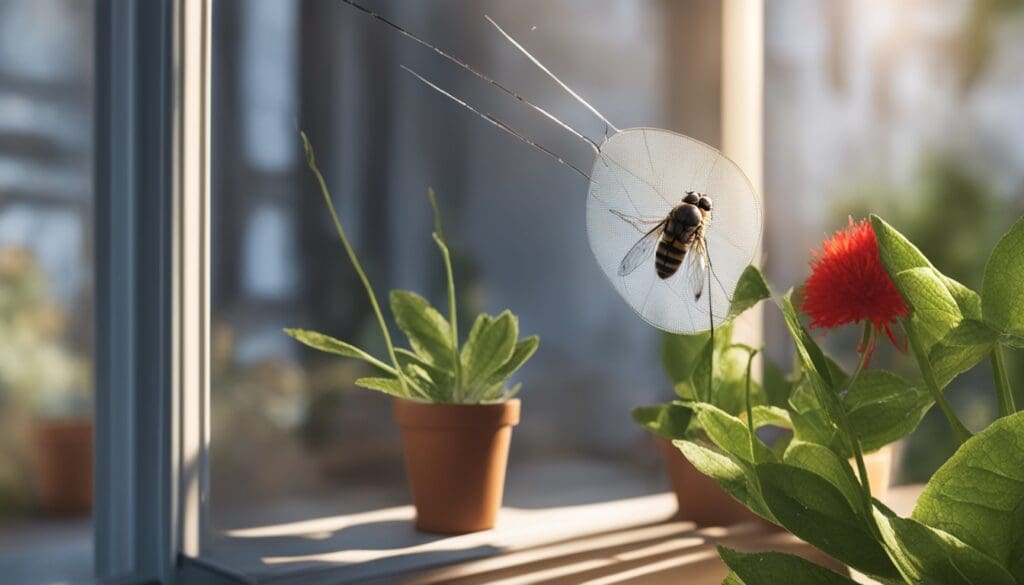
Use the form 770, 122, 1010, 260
617, 223, 664, 276
586, 127, 763, 334
609, 209, 665, 234
683, 237, 708, 301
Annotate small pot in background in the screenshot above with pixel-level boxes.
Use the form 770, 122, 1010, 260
32, 417, 92, 516
853, 445, 894, 503
393, 398, 520, 534
656, 437, 768, 527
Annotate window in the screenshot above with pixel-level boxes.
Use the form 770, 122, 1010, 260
32, 1, 1024, 583
205, 0, 693, 575
0, 1, 96, 583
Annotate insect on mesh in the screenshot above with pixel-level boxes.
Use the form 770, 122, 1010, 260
586, 128, 763, 334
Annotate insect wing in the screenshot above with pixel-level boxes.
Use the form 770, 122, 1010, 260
586, 128, 763, 333
617, 223, 664, 276
683, 238, 708, 301
609, 208, 665, 234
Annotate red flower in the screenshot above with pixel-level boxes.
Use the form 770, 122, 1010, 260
802, 218, 908, 356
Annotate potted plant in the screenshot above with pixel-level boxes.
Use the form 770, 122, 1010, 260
0, 247, 92, 516
284, 134, 538, 534
660, 215, 1024, 583
630, 270, 774, 524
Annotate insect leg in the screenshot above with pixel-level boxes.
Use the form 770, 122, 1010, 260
338, 0, 602, 156
401, 66, 593, 182
485, 15, 621, 134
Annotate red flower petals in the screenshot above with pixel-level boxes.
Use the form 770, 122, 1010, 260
802, 218, 908, 353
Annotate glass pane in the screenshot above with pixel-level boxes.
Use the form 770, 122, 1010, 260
0, 0, 95, 583
210, 0, 670, 542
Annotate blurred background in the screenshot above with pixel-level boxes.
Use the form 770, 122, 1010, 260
3, 0, 1024, 582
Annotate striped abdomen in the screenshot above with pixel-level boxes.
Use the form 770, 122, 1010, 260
655, 221, 694, 279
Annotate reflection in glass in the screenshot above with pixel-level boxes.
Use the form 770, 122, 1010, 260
0, 0, 95, 583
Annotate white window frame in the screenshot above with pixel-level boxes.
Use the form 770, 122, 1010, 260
90, 1, 761, 583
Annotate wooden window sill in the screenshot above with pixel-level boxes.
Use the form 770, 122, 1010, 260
197, 485, 923, 584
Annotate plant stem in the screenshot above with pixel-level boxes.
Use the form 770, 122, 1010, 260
428, 189, 461, 403
991, 344, 1016, 417
843, 322, 874, 509
300, 132, 414, 399
903, 318, 972, 444
744, 348, 758, 460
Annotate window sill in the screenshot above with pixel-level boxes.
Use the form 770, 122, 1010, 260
190, 485, 923, 584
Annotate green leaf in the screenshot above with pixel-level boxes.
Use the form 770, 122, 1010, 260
661, 331, 709, 384
691, 322, 736, 401
941, 319, 999, 346
485, 335, 539, 386
718, 547, 857, 585
871, 214, 931, 276
894, 267, 963, 350
788, 378, 844, 452
389, 290, 454, 368
843, 370, 933, 452
762, 361, 794, 408
460, 311, 518, 391
757, 463, 899, 579
912, 410, 1024, 579
929, 339, 995, 390
873, 508, 1016, 585
727, 265, 771, 320
943, 276, 982, 320
982, 215, 1024, 336
778, 291, 846, 429
631, 402, 694, 440
871, 214, 981, 323
396, 348, 453, 392
674, 439, 775, 522
353, 376, 406, 397
750, 405, 791, 430
283, 328, 395, 375
782, 440, 864, 515
693, 402, 775, 464
1003, 334, 1024, 349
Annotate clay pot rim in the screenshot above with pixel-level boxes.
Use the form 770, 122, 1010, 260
393, 398, 520, 429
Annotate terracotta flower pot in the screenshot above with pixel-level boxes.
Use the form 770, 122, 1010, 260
656, 437, 768, 526
32, 417, 93, 516
393, 398, 520, 534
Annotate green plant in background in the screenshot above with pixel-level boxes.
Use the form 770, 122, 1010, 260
632, 266, 792, 451
284, 133, 538, 403
0, 247, 89, 417
652, 215, 1024, 583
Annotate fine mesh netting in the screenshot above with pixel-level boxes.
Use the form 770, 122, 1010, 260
585, 128, 763, 333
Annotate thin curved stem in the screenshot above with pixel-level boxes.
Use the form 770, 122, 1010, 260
841, 322, 875, 509
991, 344, 1016, 418
300, 132, 416, 399
744, 348, 758, 460
903, 318, 972, 444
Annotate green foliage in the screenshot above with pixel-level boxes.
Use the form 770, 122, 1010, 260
719, 547, 858, 585
873, 509, 1017, 585
630, 402, 693, 440
757, 463, 899, 579
911, 411, 1024, 580
843, 371, 932, 453
286, 136, 537, 403
982, 215, 1024, 337
634, 266, 778, 452
650, 214, 1024, 581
